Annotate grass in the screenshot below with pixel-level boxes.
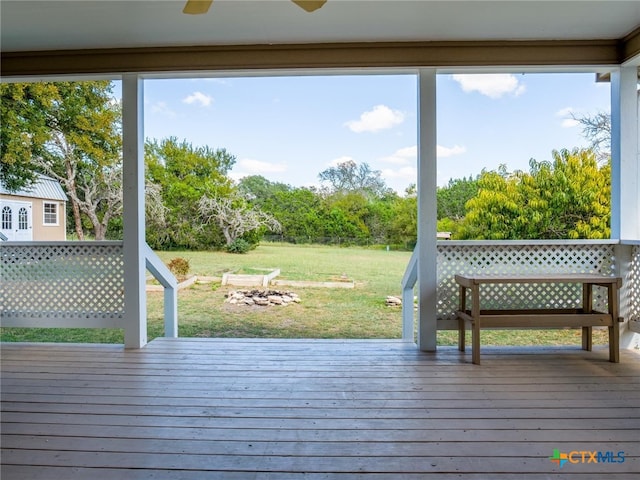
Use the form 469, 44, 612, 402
1, 242, 610, 346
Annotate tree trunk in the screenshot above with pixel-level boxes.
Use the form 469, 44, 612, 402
93, 223, 105, 241
71, 198, 84, 240
63, 160, 85, 241
222, 226, 233, 245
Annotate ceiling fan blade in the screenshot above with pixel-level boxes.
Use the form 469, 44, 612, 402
183, 0, 213, 15
292, 0, 327, 13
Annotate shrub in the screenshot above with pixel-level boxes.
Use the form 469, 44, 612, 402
226, 239, 251, 254
167, 257, 190, 279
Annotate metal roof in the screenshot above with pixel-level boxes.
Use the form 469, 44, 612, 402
0, 173, 68, 201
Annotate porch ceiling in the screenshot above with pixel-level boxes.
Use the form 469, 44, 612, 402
1, 1, 640, 78
2, 0, 640, 53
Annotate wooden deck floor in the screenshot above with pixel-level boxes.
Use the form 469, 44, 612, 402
1, 338, 639, 479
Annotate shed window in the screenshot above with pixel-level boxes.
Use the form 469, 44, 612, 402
43, 202, 58, 225
18, 207, 28, 230
1, 206, 11, 230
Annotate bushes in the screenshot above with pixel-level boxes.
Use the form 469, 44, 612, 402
226, 239, 251, 254
167, 257, 190, 279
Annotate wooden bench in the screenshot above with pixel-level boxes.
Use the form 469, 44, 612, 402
455, 274, 623, 365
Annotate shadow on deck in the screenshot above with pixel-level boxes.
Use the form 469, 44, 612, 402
1, 338, 639, 479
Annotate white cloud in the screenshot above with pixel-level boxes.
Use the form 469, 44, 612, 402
229, 171, 247, 182
452, 74, 526, 99
345, 105, 405, 133
556, 107, 579, 128
238, 158, 287, 174
380, 144, 466, 165
437, 144, 467, 157
556, 106, 574, 117
561, 118, 580, 128
380, 167, 419, 194
380, 146, 417, 165
182, 91, 213, 107
150, 101, 176, 117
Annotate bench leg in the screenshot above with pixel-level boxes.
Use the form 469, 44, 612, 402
609, 323, 620, 363
471, 321, 480, 365
608, 283, 620, 363
582, 327, 592, 351
471, 284, 481, 365
582, 283, 593, 351
458, 285, 466, 352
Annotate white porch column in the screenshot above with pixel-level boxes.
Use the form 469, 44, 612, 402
122, 74, 147, 349
417, 69, 438, 351
610, 66, 639, 241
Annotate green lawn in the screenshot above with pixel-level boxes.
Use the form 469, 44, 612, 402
1, 242, 609, 345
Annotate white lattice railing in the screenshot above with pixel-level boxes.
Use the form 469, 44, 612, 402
437, 240, 618, 323
624, 243, 640, 332
0, 241, 178, 335
1, 241, 125, 328
402, 240, 639, 333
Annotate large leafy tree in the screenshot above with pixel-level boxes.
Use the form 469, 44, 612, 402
460, 149, 610, 239
1, 83, 59, 191
146, 137, 235, 249
318, 159, 390, 198
1, 81, 123, 240
239, 176, 324, 240
572, 111, 611, 162
198, 193, 281, 246
237, 175, 290, 207
437, 176, 479, 221
388, 184, 418, 248
321, 191, 371, 240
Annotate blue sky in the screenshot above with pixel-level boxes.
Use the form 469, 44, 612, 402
140, 72, 611, 193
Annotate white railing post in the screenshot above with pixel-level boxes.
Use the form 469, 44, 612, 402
122, 74, 147, 349
144, 244, 178, 338
610, 66, 640, 241
417, 68, 438, 351
401, 248, 418, 342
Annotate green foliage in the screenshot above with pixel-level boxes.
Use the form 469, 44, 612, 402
1, 81, 122, 240
240, 175, 402, 246
437, 217, 462, 238
460, 149, 610, 239
167, 257, 190, 278
238, 176, 321, 238
226, 238, 251, 254
1, 83, 59, 190
146, 137, 235, 249
318, 159, 390, 198
387, 185, 417, 248
437, 176, 479, 221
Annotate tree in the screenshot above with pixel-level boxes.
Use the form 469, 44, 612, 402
198, 194, 281, 246
318, 159, 389, 198
459, 149, 610, 240
321, 191, 371, 240
437, 176, 479, 220
267, 187, 324, 239
0, 83, 60, 191
2, 81, 123, 240
146, 137, 235, 249
388, 184, 417, 247
571, 111, 611, 161
237, 175, 290, 207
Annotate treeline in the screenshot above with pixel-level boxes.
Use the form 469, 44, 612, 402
1, 81, 611, 251
436, 148, 611, 240
141, 147, 421, 250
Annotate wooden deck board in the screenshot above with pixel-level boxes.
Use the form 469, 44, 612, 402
2, 338, 639, 478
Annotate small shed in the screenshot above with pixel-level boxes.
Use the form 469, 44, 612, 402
0, 173, 68, 241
